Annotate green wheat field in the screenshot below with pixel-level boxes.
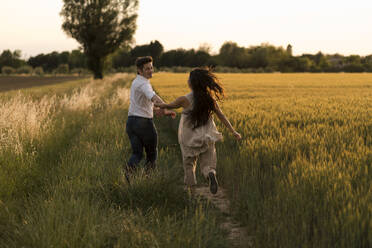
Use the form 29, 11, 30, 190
0, 73, 371, 247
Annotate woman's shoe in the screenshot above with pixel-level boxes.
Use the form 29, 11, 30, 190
208, 172, 218, 194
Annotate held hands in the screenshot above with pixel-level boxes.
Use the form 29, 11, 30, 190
154, 102, 167, 109
154, 107, 165, 117
164, 109, 176, 119
154, 101, 175, 119
154, 107, 176, 119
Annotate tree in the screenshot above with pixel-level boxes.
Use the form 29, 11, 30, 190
111, 46, 132, 68
192, 50, 211, 67
68, 49, 87, 69
198, 43, 212, 54
218, 42, 249, 68
343, 55, 364, 72
362, 55, 372, 72
28, 52, 62, 72
286, 44, 293, 56
159, 49, 188, 67
249, 46, 270, 68
60, 0, 138, 79
0, 50, 25, 70
130, 40, 164, 64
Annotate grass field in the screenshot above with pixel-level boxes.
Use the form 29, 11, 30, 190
151, 72, 372, 247
0, 72, 371, 247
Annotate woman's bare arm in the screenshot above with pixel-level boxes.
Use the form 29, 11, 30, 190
214, 102, 242, 140
155, 96, 190, 109
151, 94, 177, 118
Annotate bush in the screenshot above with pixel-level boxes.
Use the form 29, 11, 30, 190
71, 68, 90, 76
168, 66, 189, 73
1, 66, 15, 75
254, 67, 265, 73
16, 65, 33, 74
34, 67, 44, 76
104, 67, 117, 74
55, 64, 69, 74
264, 67, 275, 73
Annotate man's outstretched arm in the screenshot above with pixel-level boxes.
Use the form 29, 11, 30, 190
151, 94, 176, 118
151, 94, 165, 104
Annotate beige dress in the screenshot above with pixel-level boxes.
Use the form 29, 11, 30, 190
179, 92, 223, 186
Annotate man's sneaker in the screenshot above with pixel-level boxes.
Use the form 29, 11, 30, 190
208, 172, 218, 194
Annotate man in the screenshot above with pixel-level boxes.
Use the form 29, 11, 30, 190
126, 56, 175, 175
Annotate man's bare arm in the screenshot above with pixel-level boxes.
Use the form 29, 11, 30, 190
151, 94, 165, 104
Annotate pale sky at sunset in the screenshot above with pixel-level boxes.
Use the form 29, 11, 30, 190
1, 0, 372, 58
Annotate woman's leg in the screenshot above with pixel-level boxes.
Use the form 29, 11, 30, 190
199, 142, 217, 178
199, 142, 218, 194
181, 146, 198, 186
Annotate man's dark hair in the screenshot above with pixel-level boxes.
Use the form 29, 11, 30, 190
135, 56, 153, 73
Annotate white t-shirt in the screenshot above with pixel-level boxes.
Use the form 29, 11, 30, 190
128, 75, 156, 118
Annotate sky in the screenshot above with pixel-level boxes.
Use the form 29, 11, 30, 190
1, 0, 372, 58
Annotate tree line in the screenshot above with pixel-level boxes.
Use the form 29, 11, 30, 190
0, 49, 89, 76
3, 0, 371, 77
1, 41, 372, 75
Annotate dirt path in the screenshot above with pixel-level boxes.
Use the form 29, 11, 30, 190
193, 186, 254, 248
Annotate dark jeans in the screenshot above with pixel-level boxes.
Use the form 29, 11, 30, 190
126, 116, 158, 170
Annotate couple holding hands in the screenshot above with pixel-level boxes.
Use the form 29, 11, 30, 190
126, 56, 241, 194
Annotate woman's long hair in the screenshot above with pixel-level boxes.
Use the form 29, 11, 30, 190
188, 68, 224, 129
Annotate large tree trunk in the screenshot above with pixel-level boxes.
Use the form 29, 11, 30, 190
93, 69, 103, 79
88, 55, 104, 79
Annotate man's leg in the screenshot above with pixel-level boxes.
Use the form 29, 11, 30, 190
143, 119, 158, 172
126, 117, 144, 171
